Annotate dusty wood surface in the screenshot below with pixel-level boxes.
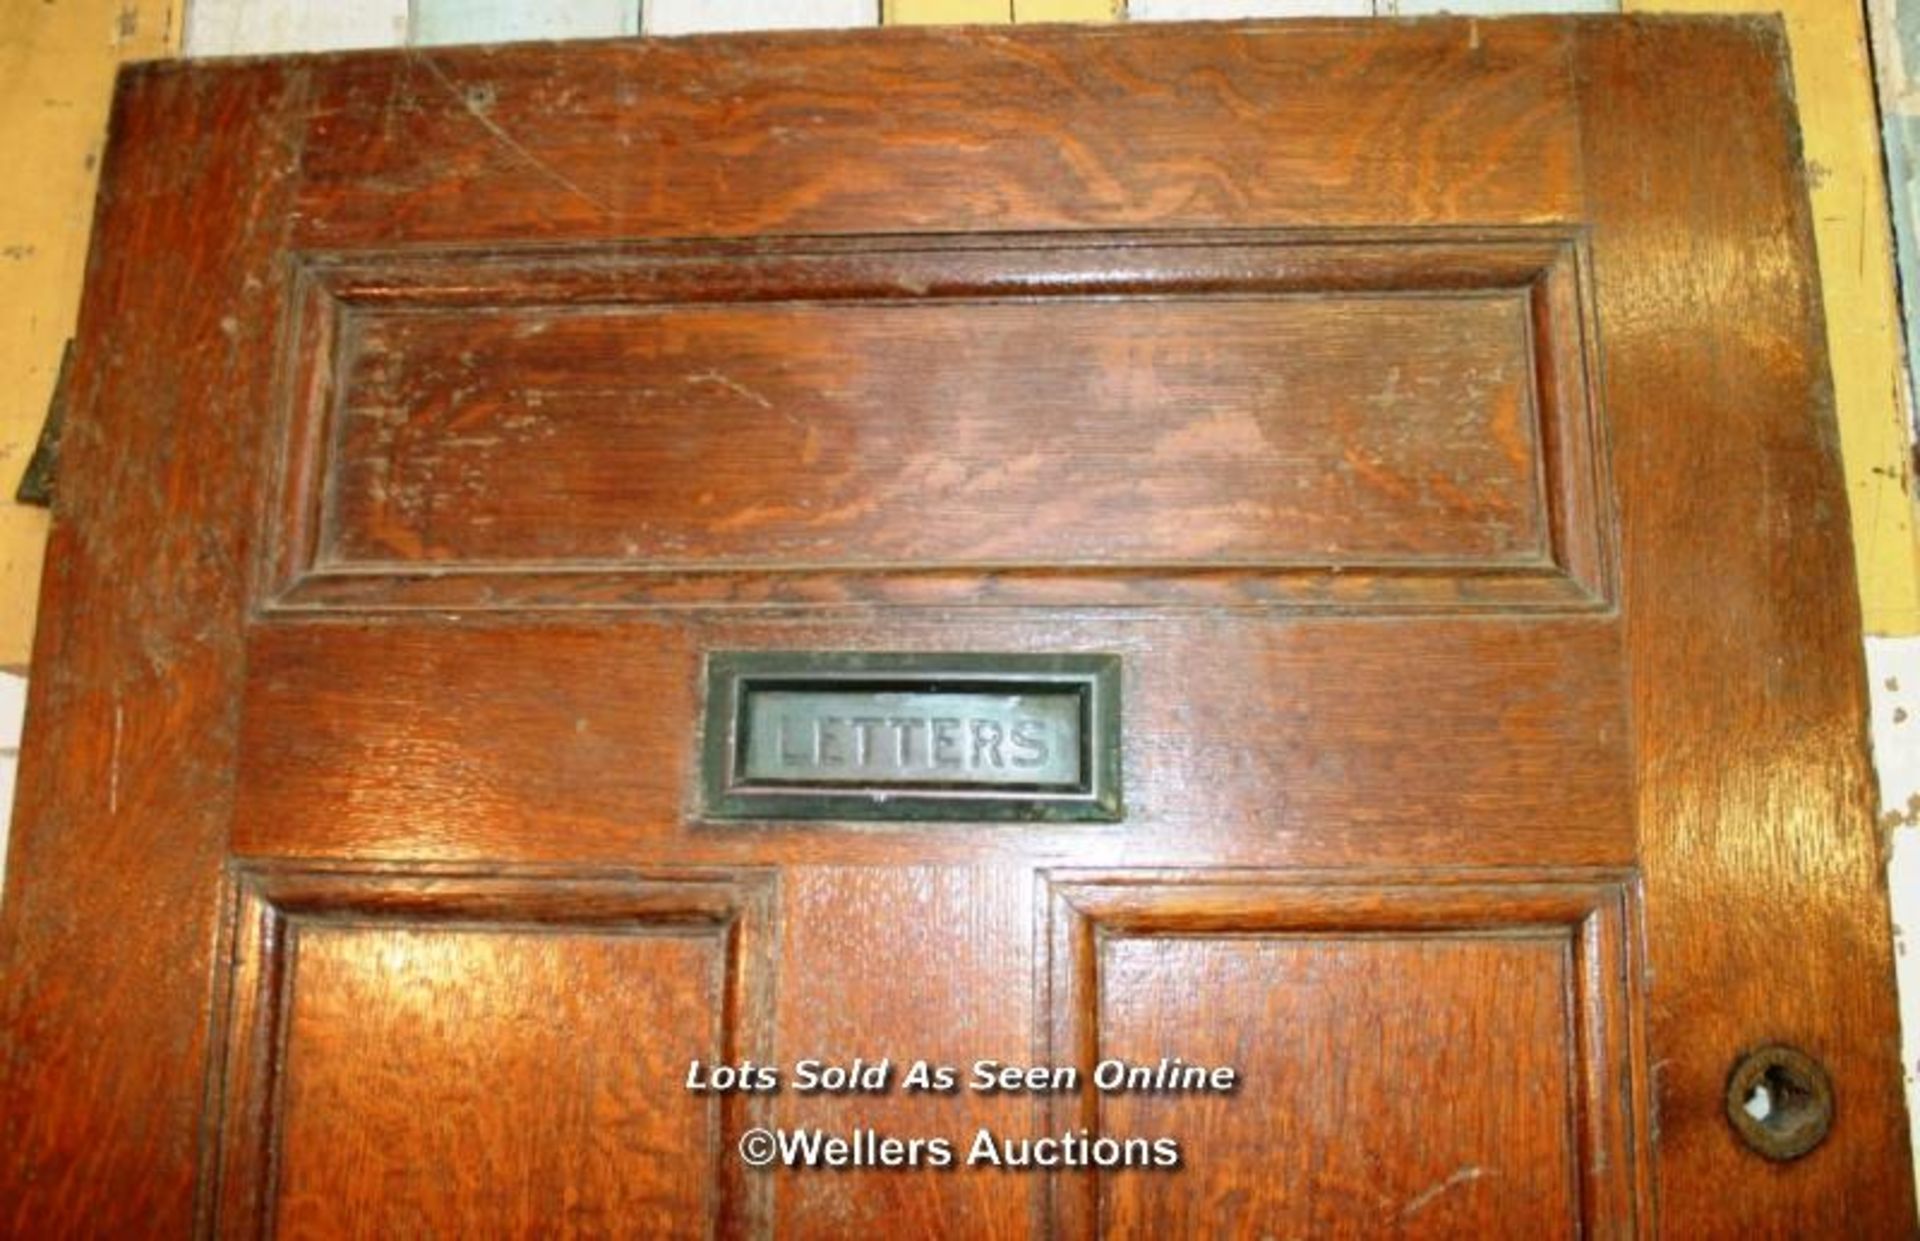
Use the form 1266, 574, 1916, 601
0, 17, 1908, 1236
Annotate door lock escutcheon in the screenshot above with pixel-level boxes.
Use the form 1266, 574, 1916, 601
1726, 1044, 1833, 1161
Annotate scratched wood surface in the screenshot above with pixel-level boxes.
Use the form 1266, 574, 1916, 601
0, 59, 309, 1235
328, 290, 1542, 567
232, 617, 1634, 872
290, 22, 1583, 246
1578, 19, 1915, 1235
209, 869, 778, 1237
0, 16, 1909, 1238
1043, 879, 1641, 1236
276, 927, 716, 1234
1102, 935, 1573, 1233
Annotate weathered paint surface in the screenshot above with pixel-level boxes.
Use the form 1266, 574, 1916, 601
1014, 0, 1119, 17
1886, 110, 1920, 415
885, 0, 1007, 21
1865, 635, 1920, 1193
0, 1, 177, 674
887, 0, 1120, 20
645, 0, 878, 35
183, 0, 406, 54
1871, 1, 1920, 498
1389, 0, 1615, 12
412, 0, 639, 46
0, 671, 19, 895
1130, 0, 1370, 18
1899, 0, 1920, 70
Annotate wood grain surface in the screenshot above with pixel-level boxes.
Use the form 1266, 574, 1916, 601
328, 290, 1541, 568
291, 22, 1583, 246
0, 60, 310, 1235
0, 16, 1907, 1238
1578, 18, 1916, 1235
209, 868, 775, 1238
268, 230, 1609, 613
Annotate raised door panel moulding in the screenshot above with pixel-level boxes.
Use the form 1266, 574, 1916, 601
1038, 873, 1648, 1236
263, 229, 1613, 616
202, 866, 777, 1234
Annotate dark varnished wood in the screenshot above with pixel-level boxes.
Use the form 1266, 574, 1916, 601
0, 60, 311, 1235
232, 616, 1634, 871
1041, 876, 1643, 1237
290, 22, 1584, 247
268, 231, 1609, 614
334, 279, 1538, 568
209, 867, 775, 1237
0, 15, 1908, 1239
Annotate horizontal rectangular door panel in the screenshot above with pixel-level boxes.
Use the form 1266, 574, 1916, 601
233, 616, 1632, 870
270, 232, 1607, 612
289, 24, 1585, 246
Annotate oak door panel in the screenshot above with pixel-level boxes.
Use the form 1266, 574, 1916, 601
273, 231, 1606, 613
209, 870, 776, 1238
233, 617, 1633, 871
330, 292, 1541, 569
0, 17, 1908, 1240
1044, 878, 1640, 1237
289, 25, 1584, 247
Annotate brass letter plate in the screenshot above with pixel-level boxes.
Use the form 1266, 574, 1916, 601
700, 652, 1122, 822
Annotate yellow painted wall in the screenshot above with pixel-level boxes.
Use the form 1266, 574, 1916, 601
1627, 0, 1920, 634
0, 1, 179, 672
1015, 0, 1120, 18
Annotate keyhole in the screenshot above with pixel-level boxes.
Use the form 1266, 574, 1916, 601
1726, 1045, 1833, 1161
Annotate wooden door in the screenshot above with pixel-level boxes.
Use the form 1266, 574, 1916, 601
1, 15, 1911, 1238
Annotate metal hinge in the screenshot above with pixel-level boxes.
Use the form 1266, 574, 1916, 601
15, 340, 72, 508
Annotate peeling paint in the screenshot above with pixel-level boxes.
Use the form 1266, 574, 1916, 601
410, 0, 639, 45
1883, 111, 1920, 434
1898, 0, 1920, 83
1865, 636, 1920, 1192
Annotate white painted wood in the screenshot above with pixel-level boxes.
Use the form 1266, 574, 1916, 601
0, 673, 20, 904
0, 753, 12, 901
643, 0, 879, 35
184, 0, 408, 56
412, 0, 640, 46
1869, 636, 1920, 816
1129, 0, 1371, 17
0, 673, 22, 754
1865, 635, 1920, 1195
1890, 826, 1920, 1197
1386, 0, 1616, 14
